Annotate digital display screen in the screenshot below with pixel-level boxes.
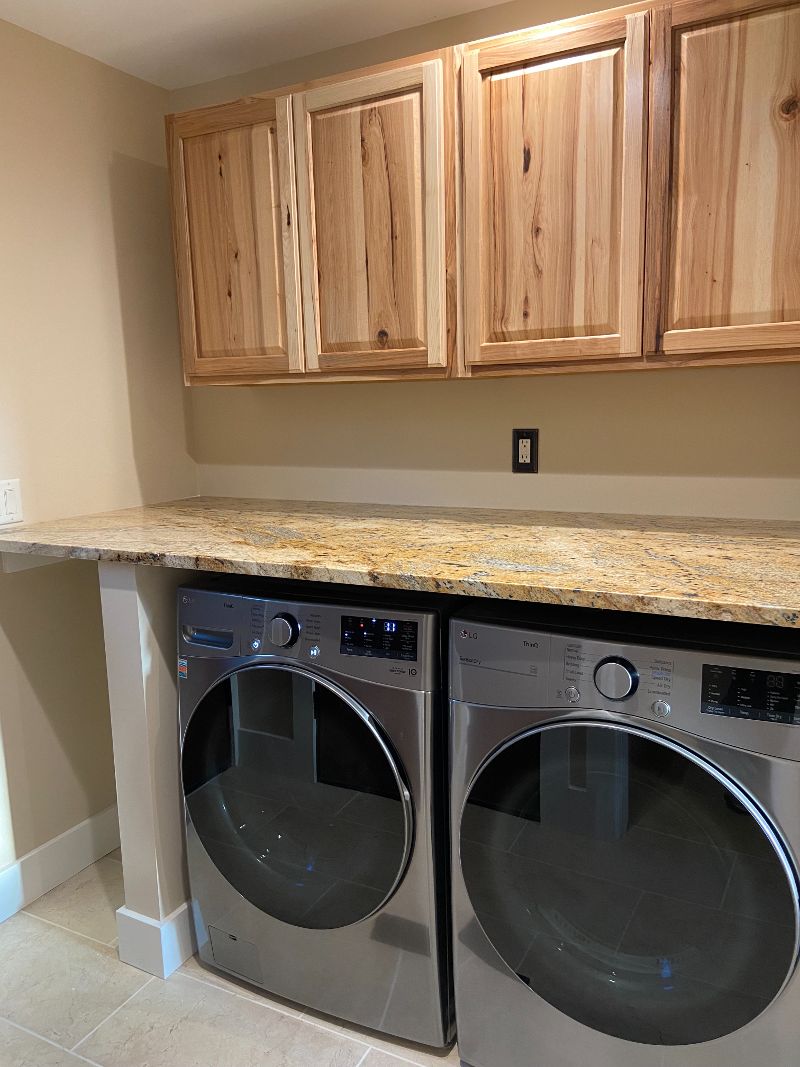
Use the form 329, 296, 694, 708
701, 664, 800, 725
340, 616, 418, 661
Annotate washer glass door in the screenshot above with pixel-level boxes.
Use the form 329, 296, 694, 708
460, 721, 799, 1046
182, 665, 413, 930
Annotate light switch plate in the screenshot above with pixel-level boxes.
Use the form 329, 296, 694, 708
0, 479, 23, 525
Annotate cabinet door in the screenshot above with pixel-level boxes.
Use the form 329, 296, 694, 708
167, 98, 303, 383
646, 0, 800, 361
293, 60, 448, 374
462, 13, 648, 372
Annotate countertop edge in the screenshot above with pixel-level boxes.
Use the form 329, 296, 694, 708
2, 539, 797, 629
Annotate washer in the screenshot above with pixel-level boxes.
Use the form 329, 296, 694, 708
450, 608, 800, 1067
178, 585, 452, 1046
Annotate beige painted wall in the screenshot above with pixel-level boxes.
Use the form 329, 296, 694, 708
0, 18, 195, 866
174, 0, 800, 520
1, 0, 799, 874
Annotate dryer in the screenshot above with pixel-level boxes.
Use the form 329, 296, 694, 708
178, 585, 452, 1046
450, 608, 800, 1067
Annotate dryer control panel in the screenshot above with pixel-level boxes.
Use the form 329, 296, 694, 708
451, 617, 800, 760
701, 663, 800, 725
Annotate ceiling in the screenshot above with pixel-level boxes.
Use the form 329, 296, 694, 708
0, 0, 510, 90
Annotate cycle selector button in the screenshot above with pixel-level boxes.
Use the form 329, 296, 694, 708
594, 657, 638, 701
270, 613, 299, 648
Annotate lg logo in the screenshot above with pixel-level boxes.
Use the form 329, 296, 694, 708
460, 629, 478, 640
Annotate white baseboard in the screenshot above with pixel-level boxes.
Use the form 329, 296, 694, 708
0, 803, 120, 924
116, 901, 196, 979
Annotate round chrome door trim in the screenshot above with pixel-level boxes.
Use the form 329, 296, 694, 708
459, 716, 800, 1023
182, 661, 415, 928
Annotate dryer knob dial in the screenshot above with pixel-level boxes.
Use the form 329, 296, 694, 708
270, 613, 299, 648
594, 657, 638, 701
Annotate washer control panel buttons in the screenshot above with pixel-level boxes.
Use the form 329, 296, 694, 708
270, 613, 300, 648
594, 657, 639, 701
250, 638, 262, 652
652, 699, 672, 718
565, 686, 581, 703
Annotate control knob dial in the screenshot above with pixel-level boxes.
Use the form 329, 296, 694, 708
270, 613, 299, 648
594, 657, 638, 701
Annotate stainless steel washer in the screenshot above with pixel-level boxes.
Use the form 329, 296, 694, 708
450, 610, 800, 1067
178, 586, 452, 1045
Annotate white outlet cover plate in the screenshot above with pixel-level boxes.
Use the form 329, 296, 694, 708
0, 479, 23, 525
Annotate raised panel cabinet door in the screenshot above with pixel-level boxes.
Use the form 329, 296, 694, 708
646, 0, 800, 360
293, 59, 448, 374
167, 97, 303, 383
462, 12, 648, 371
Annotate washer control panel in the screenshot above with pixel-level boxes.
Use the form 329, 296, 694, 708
594, 657, 638, 701
178, 587, 435, 692
340, 615, 418, 661
269, 613, 300, 648
451, 617, 800, 760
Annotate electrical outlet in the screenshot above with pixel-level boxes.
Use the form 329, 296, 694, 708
512, 430, 538, 473
0, 479, 23, 525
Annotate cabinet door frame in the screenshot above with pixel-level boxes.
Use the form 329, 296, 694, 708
644, 0, 800, 360
166, 96, 304, 384
462, 12, 649, 370
293, 61, 447, 374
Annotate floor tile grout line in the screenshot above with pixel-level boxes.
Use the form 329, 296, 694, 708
296, 1011, 373, 1049
0, 1015, 105, 1066
69, 1048, 107, 1066
21, 908, 120, 949
298, 1010, 446, 1067
70, 975, 156, 1053
177, 969, 399, 1056
3, 967, 445, 1067
177, 967, 388, 1051
178, 967, 308, 1020
363, 1047, 449, 1067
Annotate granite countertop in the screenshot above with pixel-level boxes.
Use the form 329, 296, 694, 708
0, 496, 798, 627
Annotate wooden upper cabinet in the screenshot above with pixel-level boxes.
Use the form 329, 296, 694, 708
293, 58, 450, 374
646, 0, 800, 361
166, 98, 303, 383
461, 12, 648, 372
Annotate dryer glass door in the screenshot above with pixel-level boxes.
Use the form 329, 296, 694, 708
182, 665, 413, 929
460, 721, 799, 1046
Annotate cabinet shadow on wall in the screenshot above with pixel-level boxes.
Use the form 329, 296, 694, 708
187, 364, 800, 481
107, 152, 194, 504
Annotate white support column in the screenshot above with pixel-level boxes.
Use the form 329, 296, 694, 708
98, 561, 196, 978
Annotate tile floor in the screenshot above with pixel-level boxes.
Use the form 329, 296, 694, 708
0, 852, 461, 1067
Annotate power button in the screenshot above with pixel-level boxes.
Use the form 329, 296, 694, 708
652, 699, 672, 718
565, 686, 581, 703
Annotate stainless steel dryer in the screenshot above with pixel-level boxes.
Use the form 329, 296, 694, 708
450, 609, 800, 1067
178, 586, 452, 1046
